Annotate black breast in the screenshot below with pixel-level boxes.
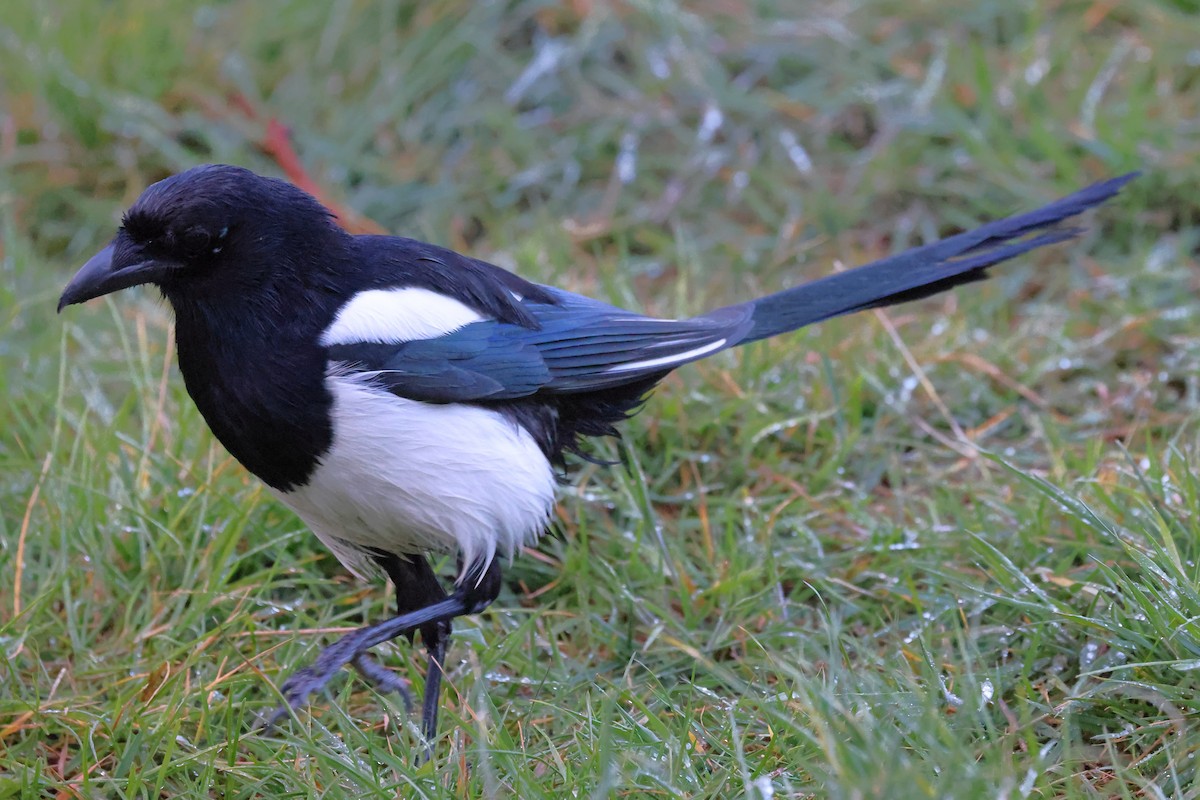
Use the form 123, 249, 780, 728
170, 298, 335, 492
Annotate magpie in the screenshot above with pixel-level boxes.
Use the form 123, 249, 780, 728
58, 164, 1134, 745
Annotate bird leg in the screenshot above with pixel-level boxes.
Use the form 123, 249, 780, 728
374, 553, 452, 745
260, 556, 502, 743
418, 619, 450, 745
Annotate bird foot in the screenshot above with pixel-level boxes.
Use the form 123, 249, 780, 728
255, 574, 493, 738
351, 653, 414, 711
258, 652, 412, 732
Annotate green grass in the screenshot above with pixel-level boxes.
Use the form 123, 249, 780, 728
2, 1, 1198, 797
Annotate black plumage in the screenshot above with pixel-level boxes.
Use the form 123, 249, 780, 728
58, 164, 1135, 749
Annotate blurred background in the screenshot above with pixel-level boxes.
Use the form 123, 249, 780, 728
2, 1, 1199, 798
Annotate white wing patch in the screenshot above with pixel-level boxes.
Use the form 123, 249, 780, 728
604, 338, 727, 373
272, 373, 557, 582
321, 287, 486, 345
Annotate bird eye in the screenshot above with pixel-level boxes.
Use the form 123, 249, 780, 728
177, 227, 213, 259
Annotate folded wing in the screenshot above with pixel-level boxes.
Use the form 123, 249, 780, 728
325, 289, 753, 403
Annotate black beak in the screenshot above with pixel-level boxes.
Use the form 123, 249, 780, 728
57, 244, 177, 312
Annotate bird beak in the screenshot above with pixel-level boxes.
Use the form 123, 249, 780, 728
57, 243, 178, 312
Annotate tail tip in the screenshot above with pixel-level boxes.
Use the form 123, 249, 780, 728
1093, 170, 1141, 198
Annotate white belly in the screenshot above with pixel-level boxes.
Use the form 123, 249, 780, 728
273, 374, 557, 581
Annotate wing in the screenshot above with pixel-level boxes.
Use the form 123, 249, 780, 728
325, 289, 754, 403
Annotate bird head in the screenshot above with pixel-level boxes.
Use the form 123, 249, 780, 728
58, 164, 340, 312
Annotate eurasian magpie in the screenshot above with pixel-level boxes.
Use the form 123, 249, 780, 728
58, 164, 1134, 745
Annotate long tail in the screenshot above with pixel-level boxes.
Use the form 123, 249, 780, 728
730, 173, 1137, 344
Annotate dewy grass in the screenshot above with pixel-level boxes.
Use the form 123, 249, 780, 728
2, 1, 1197, 797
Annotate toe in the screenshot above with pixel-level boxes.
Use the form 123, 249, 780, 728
352, 653, 414, 712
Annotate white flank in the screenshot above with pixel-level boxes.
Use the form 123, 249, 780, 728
605, 338, 727, 373
321, 287, 485, 345
272, 374, 557, 582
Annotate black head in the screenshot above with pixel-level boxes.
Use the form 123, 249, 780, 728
58, 164, 343, 312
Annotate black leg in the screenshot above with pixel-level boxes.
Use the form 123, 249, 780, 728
414, 554, 504, 744
419, 621, 449, 744
374, 553, 449, 641
260, 555, 503, 743
374, 554, 451, 745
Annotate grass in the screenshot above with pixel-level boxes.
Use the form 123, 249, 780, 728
2, 0, 1198, 797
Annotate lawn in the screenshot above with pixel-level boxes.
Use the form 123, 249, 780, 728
3, 1, 1199, 797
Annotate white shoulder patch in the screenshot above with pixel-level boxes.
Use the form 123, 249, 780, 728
321, 287, 486, 345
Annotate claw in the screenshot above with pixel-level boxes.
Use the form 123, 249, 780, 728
257, 655, 414, 734
257, 665, 325, 732
352, 653, 414, 711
